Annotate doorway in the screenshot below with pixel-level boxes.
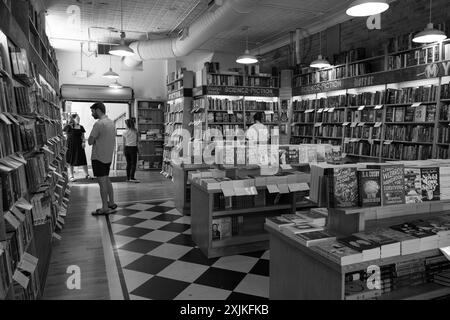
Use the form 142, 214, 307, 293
65, 101, 130, 177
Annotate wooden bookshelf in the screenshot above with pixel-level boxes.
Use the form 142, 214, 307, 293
162, 70, 194, 178
135, 99, 165, 171
191, 181, 299, 258
0, 21, 67, 300
172, 162, 213, 215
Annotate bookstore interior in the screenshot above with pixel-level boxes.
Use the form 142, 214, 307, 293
2, 0, 450, 302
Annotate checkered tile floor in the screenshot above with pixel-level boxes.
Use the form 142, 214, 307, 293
108, 200, 270, 300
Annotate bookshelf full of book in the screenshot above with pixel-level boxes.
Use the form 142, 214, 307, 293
291, 38, 450, 162
135, 99, 165, 171
162, 69, 194, 178
190, 62, 280, 165
1, 26, 67, 300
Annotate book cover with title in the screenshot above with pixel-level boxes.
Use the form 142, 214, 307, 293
327, 167, 359, 208
368, 165, 405, 205
358, 169, 381, 207
420, 167, 440, 201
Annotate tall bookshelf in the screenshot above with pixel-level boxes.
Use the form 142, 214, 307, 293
191, 63, 281, 166
162, 70, 194, 178
291, 39, 450, 162
1, 19, 66, 300
135, 99, 165, 171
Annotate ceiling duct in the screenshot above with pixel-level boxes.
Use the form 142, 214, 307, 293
123, 0, 261, 66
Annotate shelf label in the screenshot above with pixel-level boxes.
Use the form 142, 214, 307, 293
358, 122, 366, 127
277, 184, 290, 194
13, 270, 29, 289
4, 211, 20, 229
358, 106, 365, 111
351, 122, 358, 127
264, 110, 274, 115
411, 102, 422, 107
11, 207, 25, 222
305, 109, 314, 113
267, 184, 279, 193
384, 140, 393, 145
19, 258, 36, 274
342, 122, 350, 126
52, 233, 62, 241
16, 198, 33, 211
314, 123, 323, 127
317, 108, 324, 113
375, 105, 383, 109
440, 246, 450, 261
327, 108, 335, 113
374, 122, 382, 127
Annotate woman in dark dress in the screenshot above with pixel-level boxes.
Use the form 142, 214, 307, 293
64, 114, 90, 181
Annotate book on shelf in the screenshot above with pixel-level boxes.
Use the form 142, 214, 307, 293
211, 217, 232, 240
390, 221, 439, 252
294, 230, 336, 247
265, 216, 296, 230
338, 235, 381, 262
354, 229, 401, 258
325, 166, 359, 208
280, 222, 323, 235
420, 167, 440, 201
366, 164, 405, 206
404, 167, 422, 203
294, 210, 327, 227
357, 169, 382, 207
310, 239, 363, 266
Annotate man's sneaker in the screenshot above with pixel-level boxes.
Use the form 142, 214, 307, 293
130, 179, 140, 183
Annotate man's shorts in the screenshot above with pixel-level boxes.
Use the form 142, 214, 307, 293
92, 160, 111, 177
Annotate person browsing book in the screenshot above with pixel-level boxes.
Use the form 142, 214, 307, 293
246, 112, 269, 166
123, 118, 140, 183
88, 102, 117, 215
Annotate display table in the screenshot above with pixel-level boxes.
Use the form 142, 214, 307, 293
191, 181, 300, 258
265, 199, 450, 300
172, 163, 213, 215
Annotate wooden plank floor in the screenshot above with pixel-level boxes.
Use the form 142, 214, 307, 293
42, 172, 174, 300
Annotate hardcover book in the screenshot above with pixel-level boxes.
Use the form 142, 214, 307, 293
368, 165, 405, 205
326, 167, 359, 208
420, 167, 440, 201
338, 235, 381, 261
265, 216, 295, 230
295, 230, 336, 247
358, 169, 381, 207
404, 167, 422, 203
311, 239, 363, 265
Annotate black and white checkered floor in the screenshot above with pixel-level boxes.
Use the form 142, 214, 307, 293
108, 200, 270, 300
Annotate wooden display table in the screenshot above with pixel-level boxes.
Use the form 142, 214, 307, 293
265, 224, 450, 300
191, 181, 299, 258
266, 199, 450, 300
172, 163, 213, 215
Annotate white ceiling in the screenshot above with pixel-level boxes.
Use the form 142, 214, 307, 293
43, 0, 353, 54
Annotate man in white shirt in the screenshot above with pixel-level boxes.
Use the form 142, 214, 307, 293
88, 102, 117, 215
246, 112, 269, 166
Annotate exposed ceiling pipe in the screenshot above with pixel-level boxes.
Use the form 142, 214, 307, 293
123, 0, 262, 66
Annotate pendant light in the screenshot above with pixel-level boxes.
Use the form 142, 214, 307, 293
346, 0, 389, 17
413, 0, 447, 43
109, 80, 123, 89
102, 46, 119, 79
310, 31, 331, 69
236, 27, 258, 65
109, 0, 134, 57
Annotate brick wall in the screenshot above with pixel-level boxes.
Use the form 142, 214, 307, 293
259, 0, 450, 73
